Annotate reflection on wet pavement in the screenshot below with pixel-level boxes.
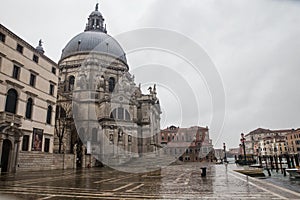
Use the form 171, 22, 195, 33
0, 163, 299, 199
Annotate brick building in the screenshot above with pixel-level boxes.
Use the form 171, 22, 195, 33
160, 125, 213, 162
244, 128, 292, 156
286, 129, 300, 154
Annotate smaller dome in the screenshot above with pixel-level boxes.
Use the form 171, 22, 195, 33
90, 10, 102, 17
36, 45, 44, 52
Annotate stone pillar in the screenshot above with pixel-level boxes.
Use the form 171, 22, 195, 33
11, 140, 19, 173
13, 140, 20, 172
82, 145, 86, 168
73, 144, 77, 169
88, 154, 91, 168
0, 138, 3, 173
74, 154, 77, 169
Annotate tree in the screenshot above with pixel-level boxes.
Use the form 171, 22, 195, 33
55, 102, 71, 154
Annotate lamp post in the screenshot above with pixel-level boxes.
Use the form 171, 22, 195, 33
240, 133, 246, 163
223, 142, 227, 163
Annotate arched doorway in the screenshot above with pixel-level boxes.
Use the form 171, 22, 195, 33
1, 139, 12, 173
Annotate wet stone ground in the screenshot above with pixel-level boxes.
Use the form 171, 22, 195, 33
0, 163, 300, 199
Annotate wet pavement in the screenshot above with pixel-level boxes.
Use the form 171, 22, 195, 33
0, 163, 300, 199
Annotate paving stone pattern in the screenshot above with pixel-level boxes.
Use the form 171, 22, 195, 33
0, 163, 299, 199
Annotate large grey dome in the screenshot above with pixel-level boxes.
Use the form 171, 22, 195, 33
60, 31, 127, 63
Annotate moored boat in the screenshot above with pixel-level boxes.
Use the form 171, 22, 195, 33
234, 168, 265, 177
286, 168, 300, 178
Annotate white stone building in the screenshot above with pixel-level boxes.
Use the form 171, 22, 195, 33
244, 128, 292, 156
55, 4, 161, 167
0, 24, 59, 172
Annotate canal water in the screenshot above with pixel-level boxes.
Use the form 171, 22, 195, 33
232, 163, 300, 194
262, 169, 300, 193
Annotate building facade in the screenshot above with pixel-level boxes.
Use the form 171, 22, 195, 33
55, 4, 161, 167
286, 129, 300, 154
214, 149, 223, 161
258, 135, 286, 156
0, 24, 59, 172
244, 128, 292, 156
160, 125, 213, 162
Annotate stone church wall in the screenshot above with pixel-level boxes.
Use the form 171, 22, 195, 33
17, 152, 75, 172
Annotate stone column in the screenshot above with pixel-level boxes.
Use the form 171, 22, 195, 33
0, 138, 3, 173
13, 139, 21, 172
11, 140, 18, 173
82, 145, 86, 168
73, 144, 77, 169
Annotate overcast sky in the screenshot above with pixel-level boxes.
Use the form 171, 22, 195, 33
1, 0, 300, 149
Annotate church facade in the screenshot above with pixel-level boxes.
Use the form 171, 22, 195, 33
55, 4, 162, 167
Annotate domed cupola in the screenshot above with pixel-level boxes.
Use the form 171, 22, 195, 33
60, 3, 127, 64
85, 3, 107, 33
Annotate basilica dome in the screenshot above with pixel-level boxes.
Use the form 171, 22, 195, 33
60, 4, 127, 64
60, 31, 127, 63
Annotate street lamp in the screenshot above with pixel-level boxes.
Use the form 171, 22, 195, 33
223, 142, 227, 163
240, 133, 246, 163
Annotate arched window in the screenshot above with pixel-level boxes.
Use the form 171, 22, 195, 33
25, 98, 33, 119
110, 109, 117, 119
110, 108, 131, 121
46, 105, 52, 124
5, 89, 18, 114
117, 107, 124, 120
69, 75, 75, 91
108, 77, 115, 92
125, 110, 130, 121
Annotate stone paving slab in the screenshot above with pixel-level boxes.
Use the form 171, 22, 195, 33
0, 163, 299, 199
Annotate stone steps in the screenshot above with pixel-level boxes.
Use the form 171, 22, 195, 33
118, 153, 180, 173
